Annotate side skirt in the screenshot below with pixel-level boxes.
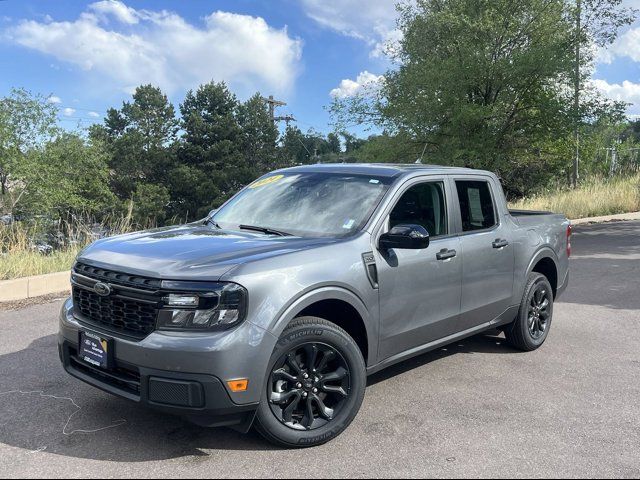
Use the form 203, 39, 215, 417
366, 305, 519, 376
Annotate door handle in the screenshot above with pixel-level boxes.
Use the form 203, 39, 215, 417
492, 239, 509, 249
436, 248, 457, 261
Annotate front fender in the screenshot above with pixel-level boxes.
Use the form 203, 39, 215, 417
268, 285, 376, 365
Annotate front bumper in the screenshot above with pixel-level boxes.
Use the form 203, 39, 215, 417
58, 298, 275, 429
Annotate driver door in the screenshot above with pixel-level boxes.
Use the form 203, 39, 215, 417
374, 178, 462, 362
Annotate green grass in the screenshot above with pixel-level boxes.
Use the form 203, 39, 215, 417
510, 174, 640, 220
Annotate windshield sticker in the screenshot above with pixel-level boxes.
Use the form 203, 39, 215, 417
249, 174, 284, 189
369, 179, 380, 184
342, 219, 356, 229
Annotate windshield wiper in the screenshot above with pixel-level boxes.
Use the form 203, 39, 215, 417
239, 224, 293, 237
205, 218, 222, 229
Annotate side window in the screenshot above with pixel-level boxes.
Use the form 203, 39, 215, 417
455, 180, 497, 232
389, 182, 447, 236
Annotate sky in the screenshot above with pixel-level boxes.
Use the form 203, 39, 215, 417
0, 0, 638, 135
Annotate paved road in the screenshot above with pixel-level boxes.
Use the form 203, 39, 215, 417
1, 221, 639, 478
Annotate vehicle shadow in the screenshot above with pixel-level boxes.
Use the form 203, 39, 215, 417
0, 334, 277, 462
0, 330, 517, 461
368, 330, 515, 386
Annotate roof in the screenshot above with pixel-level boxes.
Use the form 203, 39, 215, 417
276, 163, 484, 178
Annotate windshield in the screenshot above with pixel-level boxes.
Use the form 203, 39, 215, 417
212, 172, 394, 237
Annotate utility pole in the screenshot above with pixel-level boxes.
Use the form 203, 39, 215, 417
573, 0, 581, 188
262, 95, 285, 121
275, 114, 296, 126
261, 95, 296, 126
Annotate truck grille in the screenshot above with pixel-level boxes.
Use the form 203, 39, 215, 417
72, 263, 162, 340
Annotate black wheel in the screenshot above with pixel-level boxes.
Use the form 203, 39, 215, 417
255, 317, 366, 448
505, 272, 554, 351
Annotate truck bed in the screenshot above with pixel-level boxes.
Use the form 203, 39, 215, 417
509, 209, 569, 228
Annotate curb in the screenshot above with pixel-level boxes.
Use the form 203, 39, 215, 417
0, 271, 70, 303
570, 211, 640, 225
1, 211, 639, 303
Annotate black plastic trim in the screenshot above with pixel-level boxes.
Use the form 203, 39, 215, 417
60, 340, 258, 425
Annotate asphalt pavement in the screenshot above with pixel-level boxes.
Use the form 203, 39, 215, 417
0, 221, 639, 478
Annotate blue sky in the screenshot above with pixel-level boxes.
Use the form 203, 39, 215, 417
0, 0, 638, 135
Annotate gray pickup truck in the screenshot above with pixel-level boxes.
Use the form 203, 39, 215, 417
59, 164, 570, 447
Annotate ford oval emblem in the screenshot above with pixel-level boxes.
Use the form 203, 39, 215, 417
94, 282, 112, 297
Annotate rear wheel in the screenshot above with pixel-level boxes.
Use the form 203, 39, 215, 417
505, 272, 554, 351
255, 317, 366, 448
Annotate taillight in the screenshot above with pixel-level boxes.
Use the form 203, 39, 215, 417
567, 224, 572, 257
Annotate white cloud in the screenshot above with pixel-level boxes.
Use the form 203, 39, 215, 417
88, 111, 101, 118
330, 71, 384, 99
599, 26, 640, 64
370, 27, 404, 59
89, 0, 139, 25
47, 95, 62, 104
63, 107, 76, 117
6, 2, 303, 95
300, 0, 404, 57
592, 79, 640, 115
301, 0, 397, 39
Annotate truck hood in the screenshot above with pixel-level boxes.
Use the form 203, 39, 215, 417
77, 224, 336, 281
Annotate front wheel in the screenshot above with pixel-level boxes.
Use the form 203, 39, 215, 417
255, 317, 366, 448
505, 272, 554, 351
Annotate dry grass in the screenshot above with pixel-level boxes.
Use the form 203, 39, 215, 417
0, 223, 81, 280
510, 174, 640, 220
0, 209, 135, 281
0, 247, 82, 280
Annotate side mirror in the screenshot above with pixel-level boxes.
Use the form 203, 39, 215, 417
379, 224, 430, 251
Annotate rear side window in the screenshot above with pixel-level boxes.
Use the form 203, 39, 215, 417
455, 180, 496, 232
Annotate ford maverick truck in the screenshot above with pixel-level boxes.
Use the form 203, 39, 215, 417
59, 164, 570, 447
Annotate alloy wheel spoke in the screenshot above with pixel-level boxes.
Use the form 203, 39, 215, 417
282, 393, 302, 423
273, 368, 298, 383
321, 384, 348, 397
316, 349, 336, 373
312, 394, 334, 420
321, 366, 347, 384
301, 397, 315, 429
270, 389, 299, 405
535, 288, 543, 304
304, 344, 319, 372
286, 352, 303, 375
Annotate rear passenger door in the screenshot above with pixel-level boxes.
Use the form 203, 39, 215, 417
452, 177, 515, 331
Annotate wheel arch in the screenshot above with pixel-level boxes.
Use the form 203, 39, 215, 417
270, 287, 374, 366
527, 248, 559, 298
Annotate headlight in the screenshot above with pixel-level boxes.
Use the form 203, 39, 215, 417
157, 283, 248, 331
